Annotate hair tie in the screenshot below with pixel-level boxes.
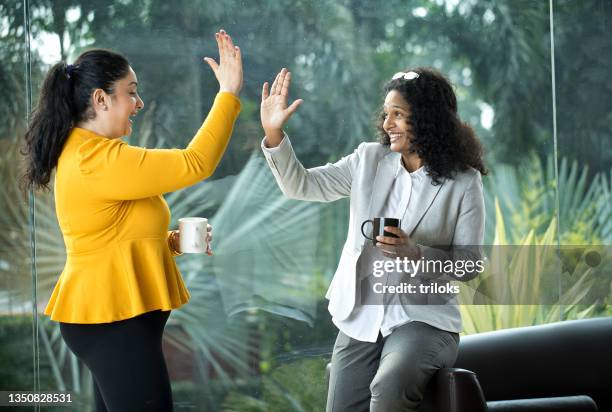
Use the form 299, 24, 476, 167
65, 64, 79, 79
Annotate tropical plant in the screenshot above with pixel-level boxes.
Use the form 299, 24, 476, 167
221, 357, 329, 412
459, 200, 607, 335
483, 154, 612, 245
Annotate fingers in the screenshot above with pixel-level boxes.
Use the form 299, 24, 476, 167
270, 70, 282, 95
215, 29, 238, 66
286, 98, 303, 115
203, 57, 219, 74
223, 29, 235, 50
205, 224, 213, 256
270, 68, 298, 101
383, 226, 407, 238
376, 235, 403, 245
215, 31, 225, 64
223, 33, 239, 62
234, 44, 242, 66
376, 227, 407, 245
280, 70, 292, 97
262, 82, 269, 102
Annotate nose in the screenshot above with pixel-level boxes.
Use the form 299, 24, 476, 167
137, 95, 144, 111
383, 114, 394, 131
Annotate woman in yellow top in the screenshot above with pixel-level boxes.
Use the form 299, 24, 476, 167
20, 30, 242, 411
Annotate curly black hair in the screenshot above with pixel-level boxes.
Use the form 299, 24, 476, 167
377, 67, 487, 185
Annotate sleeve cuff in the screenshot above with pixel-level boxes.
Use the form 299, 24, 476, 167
260, 132, 289, 153
216, 91, 242, 112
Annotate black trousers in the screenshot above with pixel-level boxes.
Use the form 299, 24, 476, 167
60, 310, 173, 412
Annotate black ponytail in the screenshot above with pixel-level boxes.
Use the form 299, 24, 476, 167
21, 49, 130, 192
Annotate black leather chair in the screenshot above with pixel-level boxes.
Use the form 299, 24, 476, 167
327, 318, 611, 411
418, 368, 487, 411
419, 317, 611, 411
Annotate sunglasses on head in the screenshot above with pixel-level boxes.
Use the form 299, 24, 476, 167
392, 71, 420, 81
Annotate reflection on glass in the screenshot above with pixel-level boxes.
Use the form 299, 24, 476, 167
553, 0, 612, 326
0, 0, 35, 402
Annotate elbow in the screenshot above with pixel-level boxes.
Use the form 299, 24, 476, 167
201, 167, 215, 181
186, 147, 222, 181
280, 187, 305, 201
275, 177, 307, 200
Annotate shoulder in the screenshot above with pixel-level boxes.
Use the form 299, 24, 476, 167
449, 167, 482, 187
355, 141, 390, 159
344, 142, 391, 171
446, 168, 483, 203
76, 136, 126, 174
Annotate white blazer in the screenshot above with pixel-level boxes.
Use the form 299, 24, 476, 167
262, 135, 484, 331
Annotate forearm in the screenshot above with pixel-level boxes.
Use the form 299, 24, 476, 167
261, 134, 353, 202
188, 92, 241, 178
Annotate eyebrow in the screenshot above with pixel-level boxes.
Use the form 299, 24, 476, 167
128, 81, 138, 86
383, 104, 409, 111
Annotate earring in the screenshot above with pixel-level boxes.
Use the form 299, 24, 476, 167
103, 105, 108, 110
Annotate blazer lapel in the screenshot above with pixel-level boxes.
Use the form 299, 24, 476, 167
366, 152, 400, 219
403, 175, 444, 237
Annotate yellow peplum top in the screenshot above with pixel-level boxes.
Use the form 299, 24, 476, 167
44, 92, 241, 323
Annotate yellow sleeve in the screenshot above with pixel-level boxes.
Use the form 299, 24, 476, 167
77, 92, 241, 200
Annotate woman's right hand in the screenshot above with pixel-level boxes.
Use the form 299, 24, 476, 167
261, 68, 303, 146
203, 29, 243, 96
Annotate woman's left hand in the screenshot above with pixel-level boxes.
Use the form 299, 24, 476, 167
376, 226, 421, 260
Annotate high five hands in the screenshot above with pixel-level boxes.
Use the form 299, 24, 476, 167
203, 29, 243, 96
260, 68, 303, 147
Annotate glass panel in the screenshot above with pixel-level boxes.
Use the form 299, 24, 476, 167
25, 1, 95, 409
418, 2, 559, 332
553, 0, 612, 320
0, 0, 35, 409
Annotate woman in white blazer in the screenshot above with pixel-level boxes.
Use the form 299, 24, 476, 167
260, 67, 486, 412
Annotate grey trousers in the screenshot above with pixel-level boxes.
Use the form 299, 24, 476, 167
326, 321, 459, 412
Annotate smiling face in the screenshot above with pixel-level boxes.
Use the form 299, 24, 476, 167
382, 89, 413, 154
105, 67, 144, 138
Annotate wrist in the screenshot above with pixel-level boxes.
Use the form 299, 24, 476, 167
264, 129, 284, 147
219, 88, 240, 97
169, 230, 182, 256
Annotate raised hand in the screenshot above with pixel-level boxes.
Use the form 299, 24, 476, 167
260, 68, 303, 146
203, 29, 243, 96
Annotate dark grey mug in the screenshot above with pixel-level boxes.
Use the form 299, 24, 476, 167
360, 217, 401, 246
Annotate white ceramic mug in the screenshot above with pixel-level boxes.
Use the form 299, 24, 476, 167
178, 217, 208, 254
